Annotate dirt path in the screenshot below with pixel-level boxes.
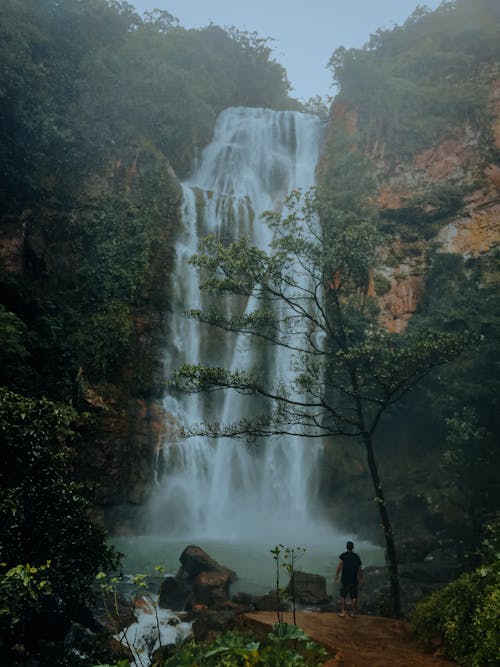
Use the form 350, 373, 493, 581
243, 611, 455, 667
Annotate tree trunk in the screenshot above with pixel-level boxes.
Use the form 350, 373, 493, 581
363, 433, 401, 617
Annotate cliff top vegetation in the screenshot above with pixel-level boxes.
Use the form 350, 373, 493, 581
328, 0, 500, 158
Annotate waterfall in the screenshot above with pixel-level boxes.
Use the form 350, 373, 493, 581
149, 107, 333, 546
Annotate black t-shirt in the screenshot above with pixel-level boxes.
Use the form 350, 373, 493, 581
339, 550, 362, 585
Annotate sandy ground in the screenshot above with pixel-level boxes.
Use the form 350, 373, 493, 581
243, 611, 456, 667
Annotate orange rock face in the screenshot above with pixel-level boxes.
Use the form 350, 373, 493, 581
412, 135, 473, 180
377, 186, 404, 210
330, 100, 358, 133
436, 203, 500, 256
369, 77, 500, 332
379, 275, 425, 334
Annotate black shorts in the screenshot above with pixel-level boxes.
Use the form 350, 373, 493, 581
340, 583, 358, 599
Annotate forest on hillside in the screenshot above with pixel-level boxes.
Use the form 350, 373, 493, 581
0, 0, 296, 399
0, 0, 499, 665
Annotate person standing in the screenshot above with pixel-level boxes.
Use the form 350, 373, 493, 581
334, 540, 363, 617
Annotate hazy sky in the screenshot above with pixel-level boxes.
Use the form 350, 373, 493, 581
131, 1, 443, 100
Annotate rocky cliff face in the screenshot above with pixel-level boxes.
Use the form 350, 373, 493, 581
75, 152, 181, 531
370, 76, 500, 332
320, 73, 499, 555
0, 146, 182, 532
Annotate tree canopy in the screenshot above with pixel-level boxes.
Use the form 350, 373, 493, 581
328, 0, 500, 157
0, 0, 296, 214
0, 0, 299, 399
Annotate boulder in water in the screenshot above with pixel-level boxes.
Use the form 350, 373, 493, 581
159, 576, 192, 611
253, 592, 289, 612
159, 545, 238, 612
286, 570, 330, 605
190, 609, 239, 641
179, 545, 237, 581
193, 570, 231, 608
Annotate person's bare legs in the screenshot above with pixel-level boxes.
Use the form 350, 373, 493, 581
339, 595, 346, 617
350, 597, 357, 616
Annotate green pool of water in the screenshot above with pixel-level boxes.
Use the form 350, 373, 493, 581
112, 535, 384, 597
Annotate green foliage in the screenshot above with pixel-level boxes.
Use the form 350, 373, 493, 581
412, 567, 500, 665
317, 129, 378, 222
62, 192, 172, 380
412, 250, 500, 423
408, 182, 466, 217
0, 387, 120, 650
327, 0, 499, 157
0, 561, 52, 629
399, 251, 500, 549
373, 273, 391, 296
0, 0, 140, 211
0, 304, 31, 387
0, 0, 298, 400
0, 0, 296, 211
110, 20, 295, 176
0, 159, 181, 397
302, 95, 331, 119
160, 628, 327, 666
268, 622, 309, 642
412, 521, 500, 665
443, 406, 492, 491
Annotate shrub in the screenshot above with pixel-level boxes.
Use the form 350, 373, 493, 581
411, 526, 500, 666
373, 273, 391, 296
160, 626, 328, 666
0, 387, 120, 657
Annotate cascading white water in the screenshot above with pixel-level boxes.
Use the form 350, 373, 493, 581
149, 107, 334, 546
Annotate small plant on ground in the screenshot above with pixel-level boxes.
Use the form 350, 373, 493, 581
96, 565, 171, 667
270, 545, 305, 624
160, 628, 328, 666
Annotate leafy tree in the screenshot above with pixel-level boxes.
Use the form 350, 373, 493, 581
172, 187, 473, 617
303, 95, 331, 119
442, 408, 496, 545
0, 387, 120, 657
0, 0, 141, 212
395, 251, 500, 554
0, 561, 53, 642
0, 304, 31, 388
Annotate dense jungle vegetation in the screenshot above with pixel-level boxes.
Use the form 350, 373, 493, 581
0, 0, 499, 664
0, 0, 295, 398
328, 0, 500, 158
